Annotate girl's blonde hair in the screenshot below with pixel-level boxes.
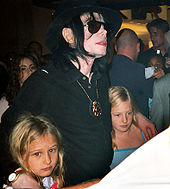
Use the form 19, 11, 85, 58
108, 86, 139, 149
9, 113, 64, 187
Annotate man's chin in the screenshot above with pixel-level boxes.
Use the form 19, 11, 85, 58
95, 53, 106, 59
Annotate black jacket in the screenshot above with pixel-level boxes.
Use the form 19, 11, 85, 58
1, 60, 112, 186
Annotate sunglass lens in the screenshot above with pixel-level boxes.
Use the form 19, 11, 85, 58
88, 20, 101, 34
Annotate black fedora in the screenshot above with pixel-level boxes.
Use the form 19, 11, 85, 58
45, 0, 122, 53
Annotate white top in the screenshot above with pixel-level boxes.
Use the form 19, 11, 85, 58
87, 127, 170, 189
42, 176, 56, 189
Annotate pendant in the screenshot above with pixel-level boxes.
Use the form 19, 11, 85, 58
90, 100, 102, 117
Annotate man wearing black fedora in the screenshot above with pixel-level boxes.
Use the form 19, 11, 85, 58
0, 0, 156, 187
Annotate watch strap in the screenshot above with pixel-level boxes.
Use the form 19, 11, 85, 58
7, 169, 24, 185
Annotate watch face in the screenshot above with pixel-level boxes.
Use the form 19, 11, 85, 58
8, 172, 17, 182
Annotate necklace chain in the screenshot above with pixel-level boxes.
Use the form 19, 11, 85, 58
77, 79, 102, 117
76, 80, 99, 102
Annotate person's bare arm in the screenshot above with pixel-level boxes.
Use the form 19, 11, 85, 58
136, 112, 157, 141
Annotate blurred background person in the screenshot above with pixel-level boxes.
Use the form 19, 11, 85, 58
164, 30, 170, 71
138, 18, 169, 68
147, 54, 165, 79
25, 40, 51, 66
5, 53, 39, 106
150, 73, 170, 133
26, 41, 43, 59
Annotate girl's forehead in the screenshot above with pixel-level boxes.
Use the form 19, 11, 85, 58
20, 58, 33, 66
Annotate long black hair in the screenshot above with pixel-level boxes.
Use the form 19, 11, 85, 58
52, 12, 111, 73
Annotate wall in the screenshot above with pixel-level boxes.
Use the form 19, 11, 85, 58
32, 6, 52, 54
0, 0, 52, 58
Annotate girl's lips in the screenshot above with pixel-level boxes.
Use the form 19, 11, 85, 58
42, 166, 52, 171
120, 125, 128, 128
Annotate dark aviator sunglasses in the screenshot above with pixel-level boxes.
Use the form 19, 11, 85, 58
84, 20, 107, 34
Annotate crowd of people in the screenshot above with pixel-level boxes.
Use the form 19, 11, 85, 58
0, 0, 169, 188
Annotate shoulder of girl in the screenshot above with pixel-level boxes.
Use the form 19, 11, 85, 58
11, 171, 41, 188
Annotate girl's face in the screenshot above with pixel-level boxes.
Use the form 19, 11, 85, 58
148, 56, 163, 70
19, 58, 37, 86
111, 100, 133, 133
26, 133, 58, 178
80, 12, 107, 58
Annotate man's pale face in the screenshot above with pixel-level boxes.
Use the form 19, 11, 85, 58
80, 12, 107, 58
149, 27, 164, 49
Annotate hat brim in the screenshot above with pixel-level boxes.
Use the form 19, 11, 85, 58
46, 5, 122, 52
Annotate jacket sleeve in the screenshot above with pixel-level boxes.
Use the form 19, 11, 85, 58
150, 81, 163, 133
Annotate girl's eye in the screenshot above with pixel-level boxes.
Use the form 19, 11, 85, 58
34, 152, 41, 157
20, 67, 27, 71
30, 66, 37, 71
114, 114, 120, 117
49, 148, 56, 153
127, 111, 133, 115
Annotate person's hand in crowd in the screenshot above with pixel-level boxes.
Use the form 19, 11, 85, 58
153, 68, 165, 79
165, 57, 170, 68
136, 112, 157, 141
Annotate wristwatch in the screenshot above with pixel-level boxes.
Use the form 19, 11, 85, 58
7, 169, 24, 184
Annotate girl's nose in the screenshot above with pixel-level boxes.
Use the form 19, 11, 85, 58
26, 69, 32, 75
122, 114, 128, 123
44, 153, 52, 164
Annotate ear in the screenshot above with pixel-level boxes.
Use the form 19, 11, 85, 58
62, 28, 75, 46
137, 42, 140, 53
114, 44, 118, 52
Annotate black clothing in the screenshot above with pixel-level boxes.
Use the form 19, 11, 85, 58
1, 60, 112, 186
109, 54, 154, 118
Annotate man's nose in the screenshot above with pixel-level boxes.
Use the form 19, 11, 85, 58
100, 24, 107, 36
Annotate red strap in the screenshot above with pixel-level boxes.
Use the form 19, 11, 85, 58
15, 169, 24, 175
50, 182, 58, 189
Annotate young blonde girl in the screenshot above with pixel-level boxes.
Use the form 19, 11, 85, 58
109, 86, 146, 169
4, 113, 64, 189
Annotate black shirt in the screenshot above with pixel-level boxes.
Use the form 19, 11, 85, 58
1, 60, 113, 186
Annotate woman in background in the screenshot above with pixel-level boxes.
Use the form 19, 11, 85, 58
5, 53, 39, 105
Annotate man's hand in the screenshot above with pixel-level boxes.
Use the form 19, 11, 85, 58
136, 112, 157, 141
